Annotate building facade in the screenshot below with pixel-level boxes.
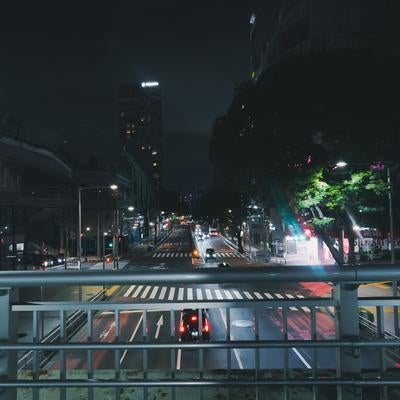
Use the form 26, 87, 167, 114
250, 0, 390, 80
119, 82, 163, 191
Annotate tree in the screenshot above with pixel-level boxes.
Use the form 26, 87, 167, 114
292, 167, 387, 263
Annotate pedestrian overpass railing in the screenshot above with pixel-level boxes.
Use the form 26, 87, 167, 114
0, 265, 399, 400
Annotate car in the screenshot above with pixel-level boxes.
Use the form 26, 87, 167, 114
218, 262, 230, 268
205, 248, 216, 261
179, 309, 210, 341
198, 234, 204, 241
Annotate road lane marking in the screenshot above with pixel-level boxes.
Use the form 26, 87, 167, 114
205, 289, 213, 300
254, 292, 263, 299
132, 285, 143, 298
166, 253, 171, 257
168, 287, 176, 301
275, 293, 297, 311
196, 288, 203, 300
159, 287, 167, 300
292, 347, 312, 369
187, 288, 193, 300
176, 312, 183, 370
141, 286, 151, 298
178, 288, 184, 301
233, 290, 243, 299
214, 289, 223, 300
120, 313, 144, 365
123, 285, 136, 297
149, 286, 159, 299
224, 290, 233, 299
288, 294, 309, 312
218, 309, 244, 370
244, 291, 253, 300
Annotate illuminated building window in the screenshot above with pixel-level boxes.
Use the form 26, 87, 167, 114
140, 117, 145, 122
141, 145, 145, 150
152, 150, 158, 155
153, 162, 158, 167
148, 145, 151, 150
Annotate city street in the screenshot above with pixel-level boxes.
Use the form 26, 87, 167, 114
40, 226, 398, 375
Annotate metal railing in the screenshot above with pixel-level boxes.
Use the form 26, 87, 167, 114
0, 265, 400, 400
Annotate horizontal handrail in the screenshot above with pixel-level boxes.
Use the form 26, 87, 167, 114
1, 264, 400, 287
3, 378, 400, 388
3, 338, 400, 351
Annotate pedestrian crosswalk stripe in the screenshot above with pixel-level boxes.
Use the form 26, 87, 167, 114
196, 288, 203, 300
166, 253, 171, 257
214, 289, 223, 300
141, 286, 151, 298
132, 285, 143, 298
180, 253, 184, 257
205, 289, 213, 300
159, 287, 167, 300
254, 292, 263, 299
187, 288, 193, 300
224, 290, 233, 300
149, 286, 159, 299
244, 291, 253, 299
168, 287, 175, 301
178, 288, 184, 301
264, 293, 273, 299
233, 290, 243, 299
152, 253, 157, 258
275, 293, 297, 311
124, 285, 136, 297
294, 294, 310, 312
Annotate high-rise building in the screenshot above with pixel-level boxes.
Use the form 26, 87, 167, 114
250, 0, 389, 80
119, 81, 163, 190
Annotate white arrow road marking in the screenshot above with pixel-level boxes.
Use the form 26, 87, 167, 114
218, 309, 244, 369
99, 321, 115, 339
155, 315, 164, 339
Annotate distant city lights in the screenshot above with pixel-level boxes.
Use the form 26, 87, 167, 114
141, 81, 159, 88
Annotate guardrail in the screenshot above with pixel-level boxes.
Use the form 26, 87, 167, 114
0, 265, 400, 400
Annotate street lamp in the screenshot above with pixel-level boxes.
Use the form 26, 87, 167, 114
128, 206, 134, 212
78, 184, 118, 269
336, 161, 395, 264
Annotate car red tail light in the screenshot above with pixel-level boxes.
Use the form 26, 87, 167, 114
179, 321, 185, 333
203, 321, 210, 332
191, 316, 197, 321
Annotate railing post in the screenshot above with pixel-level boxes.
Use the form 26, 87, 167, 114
333, 283, 362, 400
0, 288, 17, 400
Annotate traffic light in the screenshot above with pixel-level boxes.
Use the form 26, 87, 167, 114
108, 242, 113, 248
106, 257, 111, 263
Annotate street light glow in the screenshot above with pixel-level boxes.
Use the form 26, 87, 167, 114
110, 184, 118, 190
336, 161, 348, 168
128, 206, 134, 211
86, 226, 91, 232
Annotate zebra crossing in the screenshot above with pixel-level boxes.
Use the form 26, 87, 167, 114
121, 284, 311, 312
151, 251, 246, 258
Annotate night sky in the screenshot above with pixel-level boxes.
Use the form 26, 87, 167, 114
0, 1, 255, 192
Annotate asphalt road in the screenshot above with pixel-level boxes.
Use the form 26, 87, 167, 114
44, 226, 397, 374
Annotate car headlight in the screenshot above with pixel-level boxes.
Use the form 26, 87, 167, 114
57, 258, 62, 263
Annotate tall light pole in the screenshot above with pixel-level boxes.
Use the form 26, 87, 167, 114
336, 161, 395, 264
78, 184, 118, 269
387, 167, 395, 264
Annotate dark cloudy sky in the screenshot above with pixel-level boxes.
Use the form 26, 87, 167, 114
0, 1, 255, 192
